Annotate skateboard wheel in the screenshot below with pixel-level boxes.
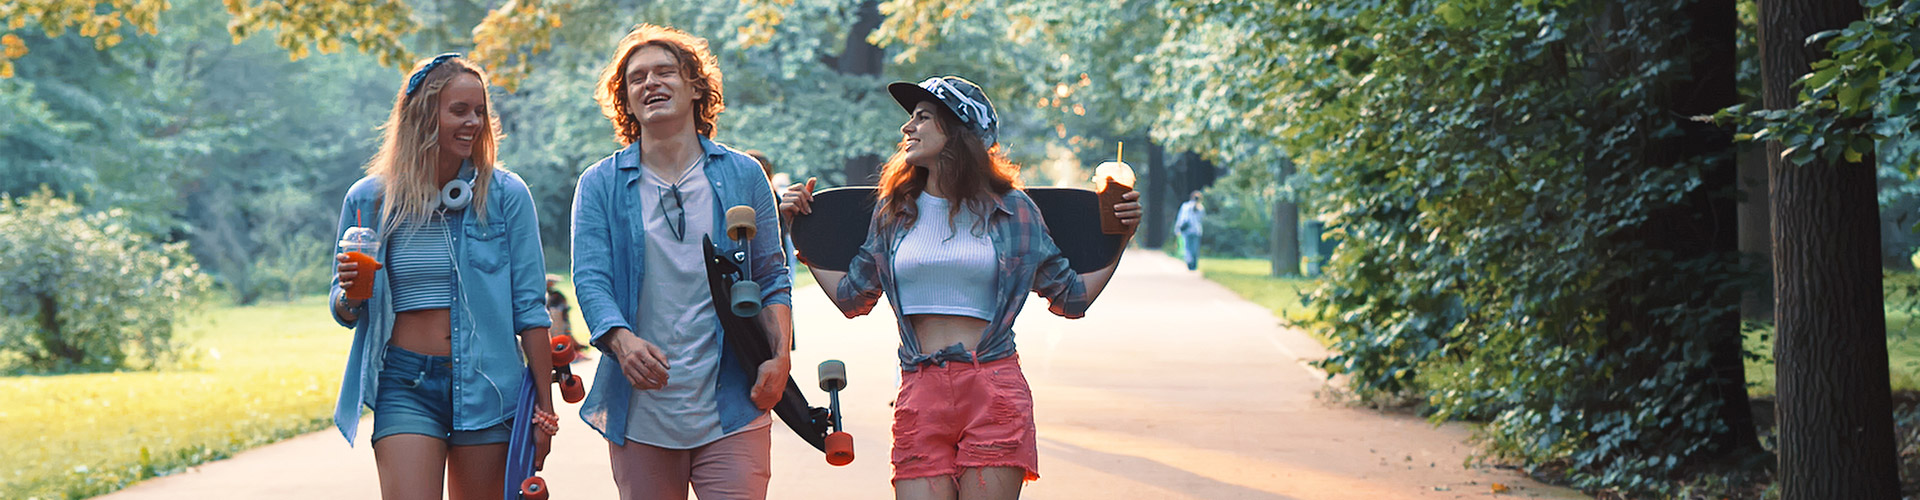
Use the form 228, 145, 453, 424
560, 374, 585, 404
520, 476, 548, 500
550, 335, 575, 365
729, 280, 762, 317
818, 360, 847, 392
725, 206, 757, 240
825, 431, 854, 466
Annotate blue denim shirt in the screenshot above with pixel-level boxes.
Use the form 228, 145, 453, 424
570, 137, 794, 444
828, 190, 1089, 371
327, 169, 551, 445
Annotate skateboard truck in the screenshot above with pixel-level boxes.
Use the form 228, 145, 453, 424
549, 335, 585, 404
818, 359, 854, 466
724, 206, 762, 317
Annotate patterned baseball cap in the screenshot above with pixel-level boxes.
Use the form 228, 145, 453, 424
888, 76, 999, 147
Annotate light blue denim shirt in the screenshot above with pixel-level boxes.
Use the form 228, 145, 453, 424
571, 137, 793, 445
327, 169, 551, 445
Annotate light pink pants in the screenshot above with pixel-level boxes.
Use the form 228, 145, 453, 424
608, 426, 772, 500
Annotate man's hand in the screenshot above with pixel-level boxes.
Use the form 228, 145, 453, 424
748, 355, 792, 410
608, 328, 670, 390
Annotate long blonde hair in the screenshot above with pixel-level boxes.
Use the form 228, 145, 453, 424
364, 55, 499, 231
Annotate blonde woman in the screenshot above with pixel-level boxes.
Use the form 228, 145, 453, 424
328, 53, 556, 500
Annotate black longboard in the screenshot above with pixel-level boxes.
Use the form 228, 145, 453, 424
702, 236, 834, 452
789, 187, 1126, 274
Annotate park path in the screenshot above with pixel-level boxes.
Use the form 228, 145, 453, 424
99, 250, 1586, 499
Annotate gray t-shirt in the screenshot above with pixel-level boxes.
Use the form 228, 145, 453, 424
625, 158, 768, 448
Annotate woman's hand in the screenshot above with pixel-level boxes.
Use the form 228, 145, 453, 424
335, 253, 359, 293
778, 177, 817, 222
1113, 190, 1143, 234
533, 429, 552, 470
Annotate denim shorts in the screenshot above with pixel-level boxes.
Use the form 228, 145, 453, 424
371, 345, 512, 446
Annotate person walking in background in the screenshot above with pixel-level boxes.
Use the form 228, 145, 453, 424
327, 53, 556, 499
1175, 190, 1205, 271
779, 75, 1141, 500
569, 24, 793, 500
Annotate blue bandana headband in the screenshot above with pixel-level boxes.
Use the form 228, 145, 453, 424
405, 53, 462, 97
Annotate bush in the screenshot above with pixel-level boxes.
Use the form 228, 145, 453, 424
0, 188, 212, 372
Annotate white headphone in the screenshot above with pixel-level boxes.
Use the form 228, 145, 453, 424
437, 163, 477, 211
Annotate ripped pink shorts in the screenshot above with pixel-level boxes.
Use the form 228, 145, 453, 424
890, 354, 1040, 483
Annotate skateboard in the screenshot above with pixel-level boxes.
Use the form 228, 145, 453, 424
789, 187, 1128, 274
504, 335, 587, 500
701, 206, 855, 465
506, 371, 546, 500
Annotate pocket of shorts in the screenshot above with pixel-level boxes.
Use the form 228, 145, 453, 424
378, 365, 423, 389
983, 368, 1033, 414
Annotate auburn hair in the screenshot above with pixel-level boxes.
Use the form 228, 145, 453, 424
594, 24, 725, 144
365, 55, 498, 231
874, 105, 1020, 237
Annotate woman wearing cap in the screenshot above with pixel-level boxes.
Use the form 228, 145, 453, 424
779, 76, 1140, 499
328, 53, 556, 499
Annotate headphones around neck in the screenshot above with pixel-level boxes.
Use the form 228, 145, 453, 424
437, 162, 478, 211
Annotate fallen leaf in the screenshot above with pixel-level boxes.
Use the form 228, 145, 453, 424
1491, 482, 1511, 494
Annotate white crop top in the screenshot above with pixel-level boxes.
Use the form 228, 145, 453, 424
893, 192, 997, 320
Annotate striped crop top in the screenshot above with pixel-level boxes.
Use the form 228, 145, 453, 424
387, 215, 455, 312
892, 193, 997, 321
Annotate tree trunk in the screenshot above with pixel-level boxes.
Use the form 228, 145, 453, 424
1759, 0, 1897, 497
1145, 140, 1170, 249
1738, 146, 1773, 320
839, 0, 885, 185
1673, 0, 1759, 457
1271, 157, 1300, 277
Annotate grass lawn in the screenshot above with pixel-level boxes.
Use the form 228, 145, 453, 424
1743, 311, 1920, 397
0, 296, 349, 500
1192, 257, 1322, 343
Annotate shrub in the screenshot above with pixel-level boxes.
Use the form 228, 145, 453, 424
0, 188, 212, 372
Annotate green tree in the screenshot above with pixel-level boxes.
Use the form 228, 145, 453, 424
0, 188, 212, 372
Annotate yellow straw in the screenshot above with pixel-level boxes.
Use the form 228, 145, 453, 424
1117, 142, 1125, 162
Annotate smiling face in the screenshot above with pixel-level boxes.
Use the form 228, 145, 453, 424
436, 74, 486, 161
900, 102, 949, 168
623, 45, 697, 133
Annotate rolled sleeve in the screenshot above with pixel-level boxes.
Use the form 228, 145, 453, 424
569, 163, 633, 347
500, 174, 553, 335
744, 167, 793, 308
329, 187, 363, 328
830, 218, 887, 318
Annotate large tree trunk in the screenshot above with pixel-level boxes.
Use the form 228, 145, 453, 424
1738, 147, 1773, 320
1673, 0, 1759, 457
1759, 0, 1897, 497
1271, 157, 1300, 277
1144, 140, 1170, 249
839, 0, 885, 185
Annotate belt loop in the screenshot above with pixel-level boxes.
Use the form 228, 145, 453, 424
969, 350, 980, 370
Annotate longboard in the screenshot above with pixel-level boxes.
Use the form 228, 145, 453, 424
505, 372, 542, 499
789, 187, 1126, 274
702, 236, 835, 452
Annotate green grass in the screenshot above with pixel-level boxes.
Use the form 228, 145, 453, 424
0, 296, 349, 500
1743, 310, 1920, 397
1193, 257, 1322, 343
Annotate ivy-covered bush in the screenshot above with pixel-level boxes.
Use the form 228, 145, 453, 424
1164, 0, 1763, 495
0, 188, 211, 372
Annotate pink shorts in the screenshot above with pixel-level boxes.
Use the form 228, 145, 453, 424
890, 354, 1040, 483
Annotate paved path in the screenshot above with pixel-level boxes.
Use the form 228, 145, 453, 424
101, 250, 1586, 499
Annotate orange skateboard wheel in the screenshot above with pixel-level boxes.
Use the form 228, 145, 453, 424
519, 476, 548, 500
559, 374, 585, 404
824, 431, 854, 466
549, 335, 575, 365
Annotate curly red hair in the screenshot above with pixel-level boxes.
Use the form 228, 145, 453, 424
594, 24, 725, 144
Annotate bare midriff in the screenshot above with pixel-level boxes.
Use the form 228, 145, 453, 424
908, 314, 991, 355
390, 308, 454, 356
